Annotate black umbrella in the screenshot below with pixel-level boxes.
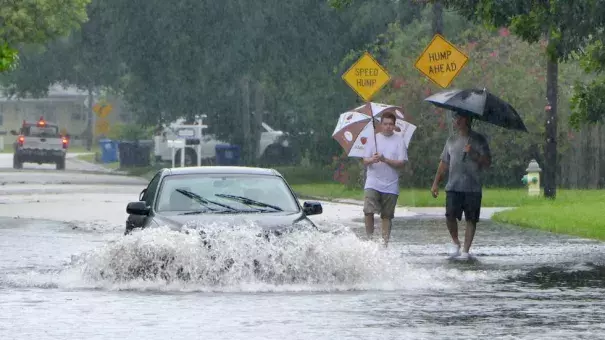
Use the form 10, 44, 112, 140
424, 88, 528, 132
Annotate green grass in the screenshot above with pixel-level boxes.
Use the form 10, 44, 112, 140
291, 183, 555, 207
272, 165, 605, 240
491, 198, 605, 241
75, 153, 120, 170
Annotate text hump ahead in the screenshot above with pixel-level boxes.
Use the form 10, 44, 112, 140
415, 34, 469, 88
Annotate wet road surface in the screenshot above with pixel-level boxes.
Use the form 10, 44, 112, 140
1, 167, 604, 340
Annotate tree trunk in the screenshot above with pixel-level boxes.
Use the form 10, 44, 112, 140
87, 87, 94, 151
543, 43, 558, 199
432, 1, 454, 137
254, 82, 265, 161
432, 1, 443, 35
241, 77, 252, 164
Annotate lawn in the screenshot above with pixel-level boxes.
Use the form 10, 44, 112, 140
75, 152, 120, 170
289, 183, 549, 207
491, 199, 605, 241
290, 182, 605, 240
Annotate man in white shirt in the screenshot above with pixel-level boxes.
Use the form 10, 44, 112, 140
362, 112, 408, 247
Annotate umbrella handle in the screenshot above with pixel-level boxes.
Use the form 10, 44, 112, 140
372, 119, 378, 154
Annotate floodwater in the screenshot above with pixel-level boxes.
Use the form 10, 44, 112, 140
2, 212, 605, 340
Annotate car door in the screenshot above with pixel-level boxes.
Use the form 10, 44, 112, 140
126, 172, 163, 233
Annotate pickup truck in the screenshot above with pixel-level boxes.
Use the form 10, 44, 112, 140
11, 117, 68, 170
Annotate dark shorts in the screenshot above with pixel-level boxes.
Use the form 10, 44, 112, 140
363, 189, 398, 220
445, 191, 482, 223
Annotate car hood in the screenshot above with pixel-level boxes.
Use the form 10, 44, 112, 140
152, 211, 313, 232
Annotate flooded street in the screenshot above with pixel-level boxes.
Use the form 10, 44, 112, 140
1, 166, 605, 340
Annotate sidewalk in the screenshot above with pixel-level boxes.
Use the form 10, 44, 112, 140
297, 196, 513, 220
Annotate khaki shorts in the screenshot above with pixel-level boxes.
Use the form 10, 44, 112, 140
363, 189, 398, 219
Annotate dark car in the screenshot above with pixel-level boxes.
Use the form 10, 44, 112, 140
124, 166, 323, 236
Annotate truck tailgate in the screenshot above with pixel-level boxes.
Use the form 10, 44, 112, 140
22, 137, 63, 150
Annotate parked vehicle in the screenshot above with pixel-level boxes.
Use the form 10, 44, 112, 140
153, 115, 297, 167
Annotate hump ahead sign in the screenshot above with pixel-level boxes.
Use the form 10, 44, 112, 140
415, 34, 469, 88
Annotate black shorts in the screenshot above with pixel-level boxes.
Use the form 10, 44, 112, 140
445, 191, 482, 223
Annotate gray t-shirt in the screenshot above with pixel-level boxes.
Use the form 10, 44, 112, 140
440, 130, 491, 193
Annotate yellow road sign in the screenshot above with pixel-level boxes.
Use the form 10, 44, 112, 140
93, 103, 113, 118
342, 51, 391, 102
95, 118, 110, 135
415, 34, 469, 88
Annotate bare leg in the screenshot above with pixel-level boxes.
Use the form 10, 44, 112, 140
381, 218, 392, 247
364, 213, 375, 238
463, 220, 476, 253
446, 217, 461, 246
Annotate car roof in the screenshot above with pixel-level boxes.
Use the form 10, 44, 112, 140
162, 166, 282, 177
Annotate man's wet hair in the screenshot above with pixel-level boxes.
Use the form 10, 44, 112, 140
381, 112, 397, 123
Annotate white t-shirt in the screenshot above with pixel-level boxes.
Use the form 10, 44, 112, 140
363, 133, 408, 195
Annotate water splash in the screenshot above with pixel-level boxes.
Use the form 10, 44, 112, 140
1, 221, 507, 293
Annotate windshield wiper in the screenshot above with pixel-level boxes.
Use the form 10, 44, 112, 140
214, 194, 283, 212
180, 209, 242, 215
175, 189, 238, 212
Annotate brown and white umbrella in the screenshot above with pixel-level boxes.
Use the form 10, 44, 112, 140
332, 102, 417, 158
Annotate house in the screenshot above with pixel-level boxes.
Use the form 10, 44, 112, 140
0, 84, 132, 148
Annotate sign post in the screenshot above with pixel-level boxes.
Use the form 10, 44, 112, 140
342, 51, 392, 149
342, 51, 391, 102
342, 51, 391, 151
414, 34, 469, 88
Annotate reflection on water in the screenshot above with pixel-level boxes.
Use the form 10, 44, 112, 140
512, 263, 605, 289
1, 217, 605, 340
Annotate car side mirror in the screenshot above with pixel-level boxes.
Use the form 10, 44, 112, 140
139, 188, 147, 201
303, 201, 322, 216
127, 201, 150, 215
10, 130, 17, 136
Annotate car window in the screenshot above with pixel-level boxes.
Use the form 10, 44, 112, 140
144, 173, 162, 207
22, 125, 60, 137
155, 173, 300, 213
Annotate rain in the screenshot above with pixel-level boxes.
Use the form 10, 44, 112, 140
1, 1, 605, 339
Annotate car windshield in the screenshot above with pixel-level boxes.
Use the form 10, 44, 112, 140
22, 125, 60, 137
155, 173, 300, 214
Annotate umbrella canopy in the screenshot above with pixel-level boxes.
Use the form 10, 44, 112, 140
332, 110, 378, 158
424, 88, 528, 132
353, 102, 417, 149
332, 102, 417, 157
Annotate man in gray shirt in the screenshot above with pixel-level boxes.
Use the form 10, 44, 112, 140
431, 113, 491, 259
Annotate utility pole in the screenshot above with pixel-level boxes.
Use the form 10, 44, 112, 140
544, 34, 558, 199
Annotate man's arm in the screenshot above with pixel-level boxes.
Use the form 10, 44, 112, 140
470, 135, 491, 169
380, 155, 405, 168
433, 141, 450, 188
380, 140, 408, 169
432, 160, 449, 187
363, 155, 377, 166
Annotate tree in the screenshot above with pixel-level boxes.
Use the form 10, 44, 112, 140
1, 0, 123, 150
430, 0, 605, 199
0, 0, 91, 71
569, 39, 605, 129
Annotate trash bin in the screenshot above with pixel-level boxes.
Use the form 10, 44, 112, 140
98, 139, 118, 163
215, 144, 241, 165
118, 140, 152, 167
